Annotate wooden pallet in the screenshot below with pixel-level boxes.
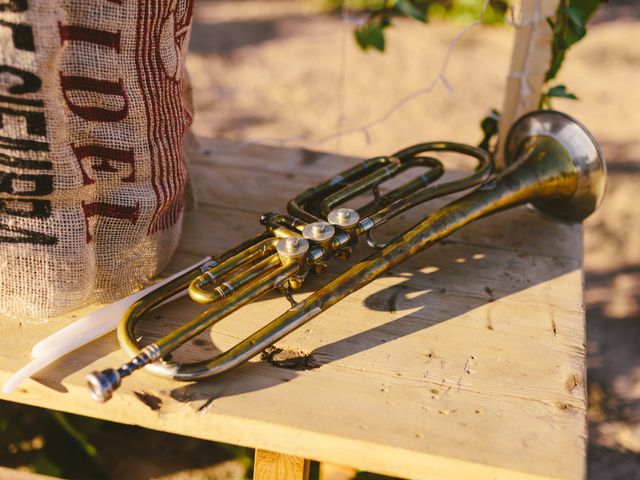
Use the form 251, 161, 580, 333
0, 138, 586, 480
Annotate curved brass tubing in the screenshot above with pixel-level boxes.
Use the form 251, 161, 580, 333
188, 238, 280, 304
87, 110, 605, 402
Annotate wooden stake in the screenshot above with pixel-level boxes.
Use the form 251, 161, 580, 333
497, 0, 560, 168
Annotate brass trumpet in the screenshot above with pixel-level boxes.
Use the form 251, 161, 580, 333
87, 110, 606, 402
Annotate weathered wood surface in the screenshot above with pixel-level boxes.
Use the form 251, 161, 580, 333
0, 138, 586, 480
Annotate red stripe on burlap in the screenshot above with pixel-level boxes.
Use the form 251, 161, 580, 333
134, 0, 192, 234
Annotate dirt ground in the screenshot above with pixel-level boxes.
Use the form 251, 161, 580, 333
183, 1, 640, 478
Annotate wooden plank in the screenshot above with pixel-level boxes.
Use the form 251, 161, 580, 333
319, 463, 356, 480
0, 467, 60, 480
193, 138, 357, 178
0, 138, 587, 480
497, 0, 560, 168
254, 450, 310, 480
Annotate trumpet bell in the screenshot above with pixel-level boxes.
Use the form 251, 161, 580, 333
505, 110, 606, 222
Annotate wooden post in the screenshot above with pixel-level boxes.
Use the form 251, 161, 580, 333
254, 449, 310, 480
496, 0, 560, 168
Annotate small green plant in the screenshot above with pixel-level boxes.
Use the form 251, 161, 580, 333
539, 84, 577, 109
540, 0, 605, 108
351, 0, 427, 52
344, 0, 507, 52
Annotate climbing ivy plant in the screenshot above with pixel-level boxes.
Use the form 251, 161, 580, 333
539, 0, 605, 108
351, 0, 507, 52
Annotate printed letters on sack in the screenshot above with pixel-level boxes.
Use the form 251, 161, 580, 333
58, 9, 141, 242
0, 0, 52, 245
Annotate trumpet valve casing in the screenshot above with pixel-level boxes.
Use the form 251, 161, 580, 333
276, 236, 309, 289
327, 208, 359, 260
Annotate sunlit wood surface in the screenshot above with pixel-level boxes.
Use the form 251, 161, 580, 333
0, 138, 586, 480
254, 449, 309, 480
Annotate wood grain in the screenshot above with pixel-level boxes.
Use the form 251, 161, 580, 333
254, 450, 310, 480
0, 138, 587, 480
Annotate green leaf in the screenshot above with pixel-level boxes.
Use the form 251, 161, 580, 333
539, 84, 578, 109
544, 0, 605, 82
392, 0, 426, 22
565, 6, 586, 38
545, 51, 565, 82
354, 22, 387, 52
546, 84, 578, 100
571, 0, 603, 20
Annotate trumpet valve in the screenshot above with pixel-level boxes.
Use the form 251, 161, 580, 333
276, 236, 309, 264
302, 221, 335, 248
276, 237, 310, 290
328, 208, 359, 231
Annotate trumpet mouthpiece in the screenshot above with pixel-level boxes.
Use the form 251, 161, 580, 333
86, 369, 121, 403
86, 344, 161, 402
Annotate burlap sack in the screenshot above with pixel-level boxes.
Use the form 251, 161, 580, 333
0, 0, 195, 318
